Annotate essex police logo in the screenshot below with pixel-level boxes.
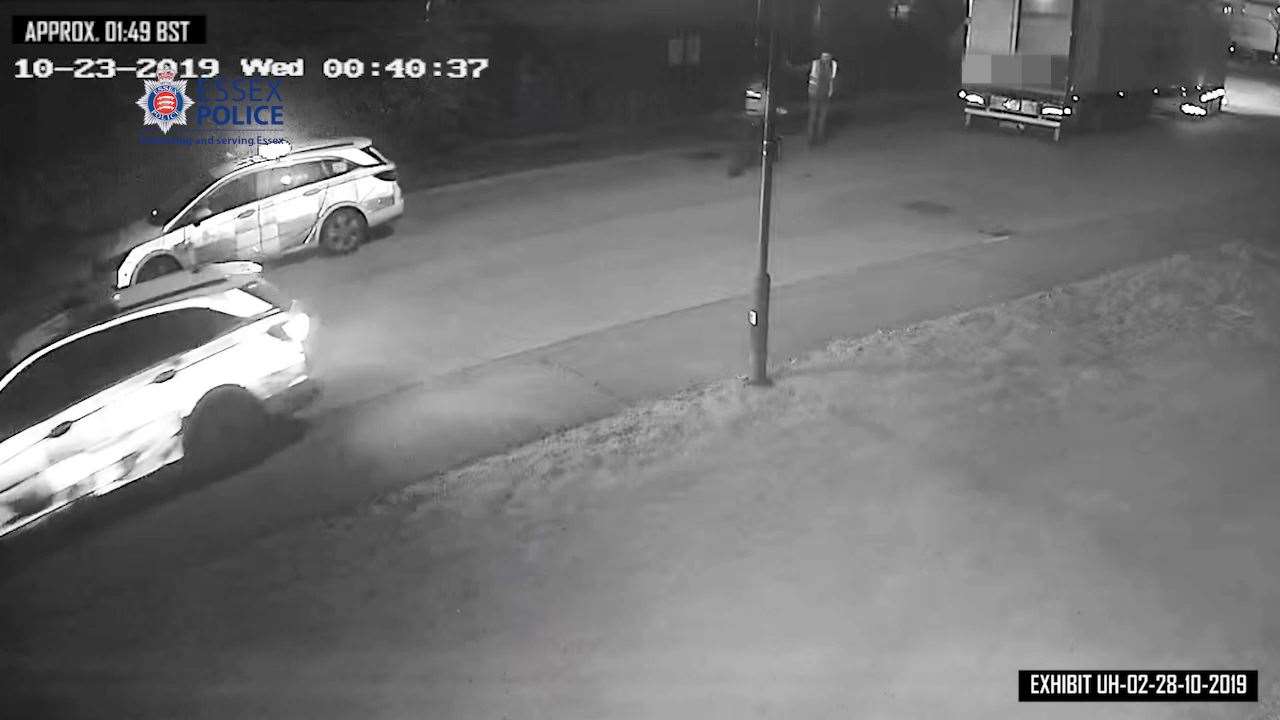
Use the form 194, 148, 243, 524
135, 67, 194, 134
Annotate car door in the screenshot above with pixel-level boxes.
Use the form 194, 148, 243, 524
0, 341, 100, 524
0, 323, 165, 523
256, 160, 331, 256
116, 307, 250, 439
176, 172, 264, 264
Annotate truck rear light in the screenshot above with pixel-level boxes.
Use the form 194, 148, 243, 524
375, 169, 398, 182
1181, 103, 1208, 116
1041, 105, 1065, 116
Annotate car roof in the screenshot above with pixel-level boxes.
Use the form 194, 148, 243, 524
211, 136, 375, 177
7, 263, 266, 367
291, 136, 374, 154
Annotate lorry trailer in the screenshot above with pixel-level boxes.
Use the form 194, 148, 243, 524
958, 0, 1231, 140
1227, 0, 1280, 63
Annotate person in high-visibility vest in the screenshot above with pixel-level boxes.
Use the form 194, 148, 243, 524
807, 52, 838, 146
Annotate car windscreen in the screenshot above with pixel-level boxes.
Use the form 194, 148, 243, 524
148, 171, 221, 227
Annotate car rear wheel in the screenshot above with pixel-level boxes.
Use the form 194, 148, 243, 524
319, 209, 368, 255
183, 388, 270, 475
134, 255, 182, 284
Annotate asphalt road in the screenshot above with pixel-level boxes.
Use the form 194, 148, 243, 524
279, 78, 1280, 413
2, 68, 1280, 715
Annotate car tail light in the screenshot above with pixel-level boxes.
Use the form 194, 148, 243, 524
268, 309, 311, 342
375, 168, 398, 182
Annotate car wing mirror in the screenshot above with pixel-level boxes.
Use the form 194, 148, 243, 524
192, 205, 213, 225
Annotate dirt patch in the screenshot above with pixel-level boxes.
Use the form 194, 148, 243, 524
903, 199, 955, 215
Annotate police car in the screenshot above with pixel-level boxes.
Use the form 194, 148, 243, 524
94, 137, 404, 288
0, 263, 319, 538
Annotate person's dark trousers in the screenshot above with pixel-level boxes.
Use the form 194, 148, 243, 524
807, 95, 831, 145
727, 116, 763, 177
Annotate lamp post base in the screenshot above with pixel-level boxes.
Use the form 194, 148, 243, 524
748, 272, 772, 387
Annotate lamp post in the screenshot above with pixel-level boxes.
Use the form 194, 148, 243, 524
748, 0, 779, 387
1272, 10, 1279, 64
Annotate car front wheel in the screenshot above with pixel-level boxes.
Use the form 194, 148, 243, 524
319, 209, 368, 255
134, 255, 182, 284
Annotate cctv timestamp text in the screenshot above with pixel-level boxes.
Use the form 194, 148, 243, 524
321, 58, 489, 79
13, 57, 219, 79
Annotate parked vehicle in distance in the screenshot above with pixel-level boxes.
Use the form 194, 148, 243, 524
957, 0, 1230, 140
94, 137, 404, 289
0, 263, 319, 538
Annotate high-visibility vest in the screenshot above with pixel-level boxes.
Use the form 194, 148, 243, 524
809, 58, 838, 98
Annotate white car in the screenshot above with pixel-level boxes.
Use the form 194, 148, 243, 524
95, 137, 404, 288
0, 263, 319, 538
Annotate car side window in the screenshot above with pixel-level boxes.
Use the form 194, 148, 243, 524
106, 310, 241, 372
204, 174, 259, 214
320, 158, 351, 178
260, 161, 328, 200
0, 347, 86, 438
176, 174, 258, 227
158, 308, 243, 348
0, 326, 142, 437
